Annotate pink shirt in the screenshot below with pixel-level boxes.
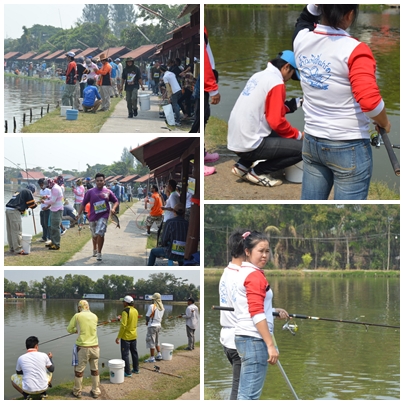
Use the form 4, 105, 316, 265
73, 185, 85, 204
43, 184, 63, 212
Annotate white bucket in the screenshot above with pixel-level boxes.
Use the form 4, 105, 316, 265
161, 343, 174, 361
162, 104, 175, 125
108, 359, 125, 384
139, 94, 150, 111
60, 105, 72, 117
21, 234, 32, 254
284, 161, 304, 183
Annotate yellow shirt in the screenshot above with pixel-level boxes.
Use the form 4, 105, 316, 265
117, 306, 138, 341
67, 310, 98, 346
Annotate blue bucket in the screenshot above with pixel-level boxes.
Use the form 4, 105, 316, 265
61, 220, 71, 229
66, 109, 79, 121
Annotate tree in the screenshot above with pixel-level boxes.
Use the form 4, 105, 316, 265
109, 4, 138, 37
81, 5, 110, 25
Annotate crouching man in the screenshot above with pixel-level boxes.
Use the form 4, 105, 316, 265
11, 336, 55, 400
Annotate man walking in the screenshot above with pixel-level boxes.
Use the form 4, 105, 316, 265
122, 57, 144, 118
67, 300, 100, 399
144, 293, 165, 363
181, 298, 199, 350
62, 52, 77, 107
77, 173, 119, 261
115, 296, 139, 377
160, 64, 182, 125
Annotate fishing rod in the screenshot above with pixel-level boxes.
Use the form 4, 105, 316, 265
215, 56, 258, 66
139, 365, 183, 378
211, 306, 399, 329
379, 127, 400, 176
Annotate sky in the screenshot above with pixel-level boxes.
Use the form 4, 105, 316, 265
4, 135, 157, 172
4, 269, 200, 286
4, 4, 84, 39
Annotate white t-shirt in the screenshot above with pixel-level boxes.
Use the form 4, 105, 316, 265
163, 192, 180, 222
16, 351, 52, 393
163, 71, 181, 94
39, 188, 51, 210
183, 303, 199, 330
146, 303, 165, 327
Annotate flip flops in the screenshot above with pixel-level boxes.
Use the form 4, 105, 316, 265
17, 250, 29, 255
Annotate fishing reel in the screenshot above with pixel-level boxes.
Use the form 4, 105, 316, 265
370, 132, 381, 148
282, 319, 299, 336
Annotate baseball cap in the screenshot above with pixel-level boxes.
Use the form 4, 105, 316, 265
124, 295, 134, 304
187, 297, 195, 303
115, 58, 120, 62
278, 50, 300, 81
26, 184, 35, 193
66, 51, 75, 57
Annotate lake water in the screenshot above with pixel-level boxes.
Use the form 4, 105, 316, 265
4, 76, 64, 133
4, 299, 199, 399
206, 6, 400, 190
204, 275, 400, 400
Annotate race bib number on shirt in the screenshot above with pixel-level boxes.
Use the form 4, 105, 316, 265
171, 240, 186, 256
154, 72, 160, 78
94, 200, 107, 214
127, 73, 136, 85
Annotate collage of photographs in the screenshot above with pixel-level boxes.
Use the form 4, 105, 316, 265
2, 2, 400, 402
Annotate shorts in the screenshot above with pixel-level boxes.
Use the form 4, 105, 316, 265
11, 372, 52, 394
145, 326, 161, 349
89, 217, 108, 237
145, 215, 163, 228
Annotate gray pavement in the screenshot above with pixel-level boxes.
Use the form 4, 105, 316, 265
99, 90, 182, 133
176, 385, 200, 400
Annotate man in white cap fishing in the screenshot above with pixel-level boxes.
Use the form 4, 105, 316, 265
67, 300, 100, 399
62, 51, 77, 107
144, 293, 165, 363
180, 297, 199, 351
115, 296, 139, 377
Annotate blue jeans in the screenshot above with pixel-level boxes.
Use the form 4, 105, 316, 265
235, 336, 268, 400
301, 134, 372, 200
171, 90, 182, 123
148, 247, 166, 266
121, 339, 138, 374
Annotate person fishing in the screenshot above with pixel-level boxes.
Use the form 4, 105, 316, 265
180, 297, 199, 351
234, 231, 289, 400
218, 229, 247, 400
293, 4, 392, 200
67, 300, 101, 399
227, 51, 303, 187
144, 293, 165, 363
11, 336, 55, 400
115, 296, 139, 377
5, 184, 37, 255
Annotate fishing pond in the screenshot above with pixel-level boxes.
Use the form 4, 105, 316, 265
205, 274, 400, 400
4, 299, 199, 399
206, 5, 400, 191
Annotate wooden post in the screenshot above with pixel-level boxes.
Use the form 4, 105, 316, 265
23, 113, 26, 126
13, 117, 16, 133
41, 106, 43, 117
47, 104, 50, 113
180, 156, 190, 206
5, 120, 8, 133
30, 108, 33, 122
184, 144, 200, 260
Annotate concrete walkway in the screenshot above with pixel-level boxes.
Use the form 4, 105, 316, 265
63, 200, 148, 266
99, 90, 182, 133
176, 385, 200, 400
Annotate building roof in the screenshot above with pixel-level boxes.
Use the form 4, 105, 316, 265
4, 51, 22, 60
44, 50, 66, 60
19, 171, 45, 180
120, 45, 157, 60
120, 174, 140, 183
134, 173, 154, 183
109, 175, 125, 182
75, 47, 102, 60
17, 51, 37, 60
178, 4, 200, 18
32, 51, 51, 60
56, 49, 82, 60
93, 47, 131, 60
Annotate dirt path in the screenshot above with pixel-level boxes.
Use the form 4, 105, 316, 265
64, 347, 200, 400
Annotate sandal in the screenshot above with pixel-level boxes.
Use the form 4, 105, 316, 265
204, 152, 220, 163
204, 165, 216, 176
17, 250, 29, 255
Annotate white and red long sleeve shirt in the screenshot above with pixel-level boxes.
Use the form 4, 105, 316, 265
227, 63, 301, 153
294, 24, 384, 140
234, 262, 274, 339
219, 262, 241, 350
204, 26, 219, 96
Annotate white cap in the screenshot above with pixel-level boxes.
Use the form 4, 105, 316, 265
124, 295, 134, 304
66, 51, 75, 57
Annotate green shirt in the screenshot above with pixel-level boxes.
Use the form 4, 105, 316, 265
67, 310, 98, 346
117, 306, 138, 341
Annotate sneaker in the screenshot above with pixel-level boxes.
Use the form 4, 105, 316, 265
49, 245, 60, 250
232, 163, 249, 180
97, 253, 102, 261
93, 250, 97, 257
40, 392, 48, 398
61, 229, 67, 236
156, 352, 162, 361
128, 114, 133, 118
184, 347, 192, 351
246, 169, 283, 187
45, 240, 53, 246
144, 357, 155, 363
204, 165, 216, 176
39, 239, 46, 243
133, 109, 138, 117
72, 391, 81, 398
204, 152, 220, 163
124, 372, 132, 377
132, 369, 139, 374
141, 232, 151, 236
90, 390, 99, 399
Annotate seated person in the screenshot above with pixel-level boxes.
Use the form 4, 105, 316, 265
11, 336, 55, 400
148, 203, 189, 266
62, 199, 78, 227
82, 78, 102, 113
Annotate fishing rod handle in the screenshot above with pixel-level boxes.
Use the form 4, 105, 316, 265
379, 127, 400, 176
212, 305, 280, 316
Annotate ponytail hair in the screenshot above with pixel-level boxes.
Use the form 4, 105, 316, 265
319, 5, 359, 30
243, 231, 269, 254
228, 229, 249, 259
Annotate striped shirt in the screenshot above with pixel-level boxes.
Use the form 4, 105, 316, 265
161, 216, 189, 260
73, 185, 85, 204
6, 189, 37, 212
43, 184, 63, 212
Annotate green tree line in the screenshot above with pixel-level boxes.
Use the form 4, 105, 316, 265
5, 272, 200, 301
205, 204, 400, 270
5, 4, 188, 54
